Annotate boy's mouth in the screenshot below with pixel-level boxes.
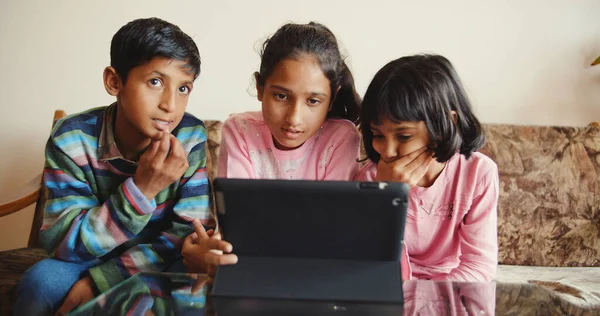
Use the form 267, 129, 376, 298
153, 118, 172, 131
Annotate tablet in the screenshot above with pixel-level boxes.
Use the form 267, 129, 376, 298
211, 179, 408, 303
213, 179, 409, 262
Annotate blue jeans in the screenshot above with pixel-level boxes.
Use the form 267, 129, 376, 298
14, 257, 186, 315
14, 258, 96, 315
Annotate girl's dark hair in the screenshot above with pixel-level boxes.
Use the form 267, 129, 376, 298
360, 54, 485, 163
256, 22, 361, 124
110, 17, 201, 83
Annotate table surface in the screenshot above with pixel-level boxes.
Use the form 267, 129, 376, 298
70, 272, 600, 316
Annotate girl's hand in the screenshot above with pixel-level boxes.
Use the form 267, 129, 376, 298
182, 219, 238, 276
375, 146, 434, 187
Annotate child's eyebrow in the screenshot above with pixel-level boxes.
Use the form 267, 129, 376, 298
394, 126, 417, 131
269, 85, 327, 97
369, 125, 417, 132
309, 91, 328, 97
269, 84, 291, 93
148, 70, 168, 78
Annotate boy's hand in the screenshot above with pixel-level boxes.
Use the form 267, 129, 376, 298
182, 219, 238, 276
189, 274, 209, 295
134, 131, 189, 201
376, 146, 434, 187
55, 275, 95, 315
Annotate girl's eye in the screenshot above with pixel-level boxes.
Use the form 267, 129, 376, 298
372, 134, 384, 139
307, 98, 321, 106
149, 78, 162, 87
397, 134, 412, 141
179, 86, 190, 95
274, 93, 287, 100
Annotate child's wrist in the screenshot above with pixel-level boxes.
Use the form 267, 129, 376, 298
133, 178, 157, 201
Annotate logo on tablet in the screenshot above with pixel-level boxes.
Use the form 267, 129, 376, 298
392, 198, 402, 206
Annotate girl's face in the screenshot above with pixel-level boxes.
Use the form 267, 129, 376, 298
370, 118, 432, 163
257, 56, 332, 151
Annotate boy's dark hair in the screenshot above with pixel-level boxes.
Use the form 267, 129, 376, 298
110, 17, 201, 83
360, 54, 485, 163
256, 22, 361, 124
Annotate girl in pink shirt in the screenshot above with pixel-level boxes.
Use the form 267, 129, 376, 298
182, 22, 362, 274
217, 22, 362, 180
356, 54, 499, 282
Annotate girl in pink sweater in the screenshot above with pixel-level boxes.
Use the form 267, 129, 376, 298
217, 22, 362, 180
182, 22, 362, 274
356, 54, 499, 282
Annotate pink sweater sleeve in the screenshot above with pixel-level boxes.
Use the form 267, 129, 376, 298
433, 170, 499, 282
217, 117, 255, 179
323, 129, 361, 180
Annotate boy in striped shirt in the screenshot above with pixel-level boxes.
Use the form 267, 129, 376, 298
15, 17, 220, 315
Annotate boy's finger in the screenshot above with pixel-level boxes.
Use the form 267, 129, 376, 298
204, 238, 233, 253
191, 276, 208, 295
207, 265, 217, 278
142, 138, 161, 160
167, 135, 186, 161
183, 233, 195, 246
205, 252, 239, 266
156, 130, 171, 160
192, 219, 209, 239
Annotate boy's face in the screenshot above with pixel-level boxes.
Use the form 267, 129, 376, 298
107, 57, 195, 147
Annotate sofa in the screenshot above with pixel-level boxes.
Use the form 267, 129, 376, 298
479, 123, 600, 307
1, 120, 599, 314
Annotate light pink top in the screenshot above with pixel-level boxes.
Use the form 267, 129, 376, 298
218, 111, 360, 180
403, 280, 496, 315
356, 152, 499, 281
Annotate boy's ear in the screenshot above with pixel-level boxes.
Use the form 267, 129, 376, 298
450, 110, 458, 124
103, 66, 121, 97
254, 72, 264, 102
329, 85, 342, 111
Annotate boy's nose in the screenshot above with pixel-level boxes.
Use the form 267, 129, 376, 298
159, 90, 176, 112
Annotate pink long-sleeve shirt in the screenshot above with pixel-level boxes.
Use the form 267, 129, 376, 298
356, 152, 499, 281
217, 111, 360, 180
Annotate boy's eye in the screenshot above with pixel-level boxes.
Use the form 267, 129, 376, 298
149, 78, 162, 87
397, 134, 412, 141
179, 86, 190, 95
274, 93, 287, 100
372, 134, 384, 139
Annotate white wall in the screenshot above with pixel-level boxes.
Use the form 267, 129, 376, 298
1, 0, 599, 250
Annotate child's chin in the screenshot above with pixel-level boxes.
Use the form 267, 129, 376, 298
149, 131, 164, 141
276, 140, 305, 151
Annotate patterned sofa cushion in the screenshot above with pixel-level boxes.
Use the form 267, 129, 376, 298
204, 120, 223, 183
204, 121, 600, 267
480, 124, 599, 267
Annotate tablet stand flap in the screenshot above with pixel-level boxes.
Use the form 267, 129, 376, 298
211, 256, 404, 304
